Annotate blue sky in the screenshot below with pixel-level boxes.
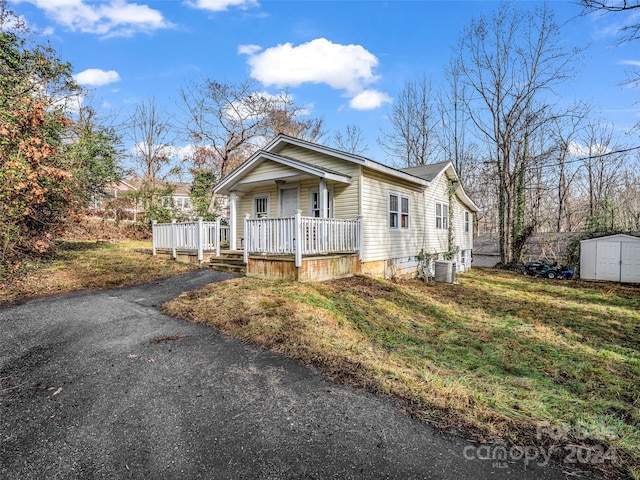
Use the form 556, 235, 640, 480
9, 0, 640, 165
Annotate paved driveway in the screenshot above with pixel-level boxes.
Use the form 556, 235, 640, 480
0, 271, 599, 479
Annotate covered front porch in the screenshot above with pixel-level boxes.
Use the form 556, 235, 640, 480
217, 150, 354, 251
151, 214, 362, 281
206, 146, 363, 280
243, 211, 362, 280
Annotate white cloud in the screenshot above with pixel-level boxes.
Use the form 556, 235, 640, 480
170, 144, 197, 161
241, 38, 389, 110
53, 92, 86, 115
619, 60, 640, 67
238, 44, 262, 55
243, 38, 379, 93
567, 141, 611, 157
13, 0, 172, 37
349, 89, 392, 111
74, 68, 121, 86
186, 0, 259, 12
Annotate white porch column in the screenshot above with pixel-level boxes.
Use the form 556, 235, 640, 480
229, 191, 237, 251
151, 220, 157, 255
357, 215, 363, 261
215, 218, 221, 257
171, 219, 177, 259
319, 178, 328, 218
197, 216, 204, 262
243, 213, 250, 264
294, 209, 302, 267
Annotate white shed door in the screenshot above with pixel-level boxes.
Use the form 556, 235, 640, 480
596, 241, 621, 282
621, 242, 640, 283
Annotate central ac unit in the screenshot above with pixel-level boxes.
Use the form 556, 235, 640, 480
434, 260, 457, 283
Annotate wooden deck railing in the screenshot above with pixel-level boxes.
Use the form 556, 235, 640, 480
244, 211, 362, 267
152, 218, 228, 261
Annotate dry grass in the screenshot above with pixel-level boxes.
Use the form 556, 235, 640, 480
164, 269, 640, 479
0, 240, 198, 305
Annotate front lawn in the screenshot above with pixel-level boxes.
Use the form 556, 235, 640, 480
0, 240, 198, 305
164, 269, 640, 479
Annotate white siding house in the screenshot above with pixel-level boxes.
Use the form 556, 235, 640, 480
214, 134, 478, 280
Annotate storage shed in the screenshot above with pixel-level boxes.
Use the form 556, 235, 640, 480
580, 234, 640, 283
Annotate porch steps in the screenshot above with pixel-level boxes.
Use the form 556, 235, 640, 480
207, 252, 246, 275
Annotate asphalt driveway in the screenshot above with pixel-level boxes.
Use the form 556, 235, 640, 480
0, 270, 601, 479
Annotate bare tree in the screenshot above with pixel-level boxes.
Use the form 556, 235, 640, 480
577, 121, 625, 225
180, 78, 271, 179
580, 1, 640, 44
333, 124, 369, 155
378, 74, 438, 167
128, 97, 176, 187
549, 113, 587, 231
580, 0, 640, 109
618, 161, 640, 230
179, 78, 324, 179
439, 58, 478, 186
265, 93, 326, 142
455, 2, 583, 264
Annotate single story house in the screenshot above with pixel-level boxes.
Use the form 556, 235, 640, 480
213, 134, 478, 280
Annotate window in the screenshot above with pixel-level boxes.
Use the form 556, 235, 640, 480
436, 202, 448, 230
175, 197, 191, 210
309, 189, 333, 218
254, 195, 269, 218
464, 210, 470, 233
389, 192, 409, 229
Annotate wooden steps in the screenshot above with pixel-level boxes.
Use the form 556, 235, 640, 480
206, 251, 246, 275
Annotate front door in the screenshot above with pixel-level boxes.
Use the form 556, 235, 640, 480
280, 187, 298, 217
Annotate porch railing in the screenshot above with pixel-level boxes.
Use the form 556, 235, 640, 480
152, 218, 227, 261
244, 211, 362, 267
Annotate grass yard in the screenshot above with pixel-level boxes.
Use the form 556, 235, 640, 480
0, 240, 198, 305
164, 269, 640, 479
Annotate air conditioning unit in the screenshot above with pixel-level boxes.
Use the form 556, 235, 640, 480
434, 260, 457, 284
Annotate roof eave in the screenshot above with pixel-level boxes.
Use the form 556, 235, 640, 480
214, 150, 352, 195
268, 134, 429, 187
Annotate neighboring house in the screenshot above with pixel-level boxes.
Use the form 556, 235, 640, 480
473, 232, 582, 267
161, 182, 193, 213
91, 179, 219, 220
214, 134, 478, 280
90, 178, 143, 221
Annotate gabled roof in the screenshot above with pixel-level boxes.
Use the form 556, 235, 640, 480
214, 149, 352, 195
171, 182, 192, 196
400, 162, 451, 182
214, 135, 478, 212
402, 161, 479, 212
263, 134, 430, 188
